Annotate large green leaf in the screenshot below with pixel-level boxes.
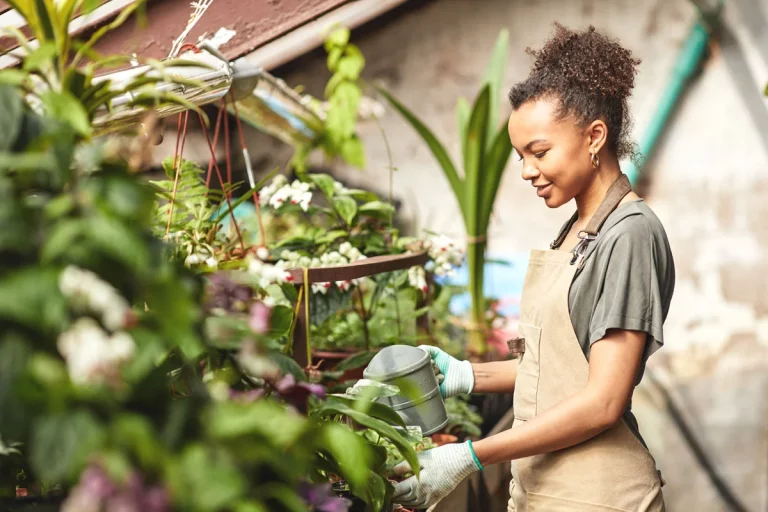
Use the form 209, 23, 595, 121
479, 123, 513, 232
31, 411, 106, 483
483, 29, 509, 149
312, 401, 418, 477
464, 85, 491, 237
0, 86, 23, 153
41, 91, 92, 137
320, 423, 372, 496
207, 401, 308, 447
308, 173, 336, 199
325, 395, 405, 429
378, 87, 465, 217
168, 444, 246, 511
456, 97, 471, 163
332, 195, 357, 226
0, 268, 68, 334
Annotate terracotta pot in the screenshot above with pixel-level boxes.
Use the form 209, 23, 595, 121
311, 349, 366, 382
430, 433, 458, 446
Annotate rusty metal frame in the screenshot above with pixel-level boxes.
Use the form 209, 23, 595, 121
290, 250, 429, 368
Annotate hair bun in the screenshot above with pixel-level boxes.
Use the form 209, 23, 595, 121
526, 23, 640, 99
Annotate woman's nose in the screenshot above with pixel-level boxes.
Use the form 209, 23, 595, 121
521, 160, 540, 182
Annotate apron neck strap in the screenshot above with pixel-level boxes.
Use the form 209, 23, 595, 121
550, 174, 632, 264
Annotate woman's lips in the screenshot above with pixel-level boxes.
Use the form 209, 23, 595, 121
535, 183, 553, 197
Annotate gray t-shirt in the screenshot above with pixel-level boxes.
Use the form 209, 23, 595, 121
556, 199, 675, 445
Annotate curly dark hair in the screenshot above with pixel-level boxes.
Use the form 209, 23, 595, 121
508, 23, 641, 159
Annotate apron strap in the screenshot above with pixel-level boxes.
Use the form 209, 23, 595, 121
582, 173, 632, 237
550, 174, 632, 266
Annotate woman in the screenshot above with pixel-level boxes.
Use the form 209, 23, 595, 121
393, 24, 675, 511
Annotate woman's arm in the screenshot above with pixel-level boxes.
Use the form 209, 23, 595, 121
471, 328, 646, 466
470, 360, 517, 394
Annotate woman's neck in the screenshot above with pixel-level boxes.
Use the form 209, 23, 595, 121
574, 155, 623, 222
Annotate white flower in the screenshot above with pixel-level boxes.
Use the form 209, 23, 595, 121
205, 257, 218, 269
185, 254, 201, 267
339, 242, 352, 256
408, 266, 428, 293
59, 266, 130, 332
57, 318, 135, 387
256, 246, 270, 260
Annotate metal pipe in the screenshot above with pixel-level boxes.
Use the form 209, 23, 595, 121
91, 49, 233, 135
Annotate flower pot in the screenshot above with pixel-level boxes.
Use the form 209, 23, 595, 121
430, 433, 458, 446
312, 350, 365, 380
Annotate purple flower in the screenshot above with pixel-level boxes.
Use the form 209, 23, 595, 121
62, 464, 170, 512
205, 272, 253, 312
274, 374, 326, 407
299, 482, 352, 512
248, 301, 271, 334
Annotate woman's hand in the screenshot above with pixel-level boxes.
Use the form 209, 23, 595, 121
417, 345, 474, 398
392, 442, 483, 509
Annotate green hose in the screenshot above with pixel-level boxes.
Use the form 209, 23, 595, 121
624, 21, 712, 185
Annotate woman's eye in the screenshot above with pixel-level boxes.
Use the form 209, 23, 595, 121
534, 151, 548, 159
516, 152, 523, 161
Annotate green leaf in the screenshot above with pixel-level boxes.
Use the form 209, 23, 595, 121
23, 41, 57, 72
207, 401, 307, 447
41, 218, 84, 262
86, 214, 150, 272
346, 189, 379, 203
337, 51, 365, 81
479, 123, 513, 232
333, 195, 358, 226
359, 200, 395, 217
269, 352, 306, 380
33, 0, 56, 42
0, 70, 28, 86
483, 29, 509, 148
0, 85, 23, 152
41, 91, 92, 137
31, 411, 106, 483
378, 87, 465, 219
313, 401, 418, 476
169, 444, 246, 511
321, 422, 373, 497
327, 47, 343, 71
310, 287, 351, 326
464, 85, 491, 238
268, 304, 294, 338
0, 336, 32, 440
0, 268, 68, 334
309, 173, 337, 199
324, 27, 350, 51
340, 135, 365, 168
111, 414, 165, 471
456, 96, 471, 159
315, 229, 347, 245
326, 395, 405, 429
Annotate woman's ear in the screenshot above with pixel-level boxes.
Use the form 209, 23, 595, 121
587, 120, 608, 154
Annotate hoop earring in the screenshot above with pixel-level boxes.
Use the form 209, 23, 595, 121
591, 152, 600, 168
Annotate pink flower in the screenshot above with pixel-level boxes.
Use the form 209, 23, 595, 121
248, 302, 271, 334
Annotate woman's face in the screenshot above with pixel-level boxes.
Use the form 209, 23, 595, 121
507, 98, 595, 208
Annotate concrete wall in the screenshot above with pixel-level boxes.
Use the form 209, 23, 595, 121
206, 0, 768, 509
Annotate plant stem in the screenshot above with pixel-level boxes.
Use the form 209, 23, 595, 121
467, 240, 487, 353
356, 286, 371, 351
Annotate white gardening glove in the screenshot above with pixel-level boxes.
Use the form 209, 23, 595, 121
417, 345, 474, 398
392, 442, 483, 509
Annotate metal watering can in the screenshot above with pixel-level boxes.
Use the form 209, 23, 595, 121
363, 345, 448, 435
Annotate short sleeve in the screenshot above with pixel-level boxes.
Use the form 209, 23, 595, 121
587, 219, 667, 362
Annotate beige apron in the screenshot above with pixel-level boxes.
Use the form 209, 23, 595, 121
507, 175, 665, 512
